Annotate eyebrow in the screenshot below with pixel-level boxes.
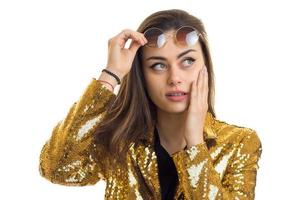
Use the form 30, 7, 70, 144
146, 49, 196, 61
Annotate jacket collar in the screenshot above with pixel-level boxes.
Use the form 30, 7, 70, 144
203, 112, 217, 140
139, 112, 217, 146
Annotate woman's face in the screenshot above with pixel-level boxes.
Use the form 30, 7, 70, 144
141, 29, 206, 114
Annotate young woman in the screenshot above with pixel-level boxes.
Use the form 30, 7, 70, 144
39, 9, 262, 200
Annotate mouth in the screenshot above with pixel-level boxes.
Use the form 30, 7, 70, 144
165, 92, 188, 102
165, 92, 187, 96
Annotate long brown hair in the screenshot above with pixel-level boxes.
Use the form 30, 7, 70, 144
93, 9, 216, 168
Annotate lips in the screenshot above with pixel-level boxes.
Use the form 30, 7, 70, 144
165, 90, 188, 96
165, 92, 188, 102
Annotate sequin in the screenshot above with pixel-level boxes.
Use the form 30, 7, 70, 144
76, 115, 101, 141
187, 145, 199, 161
210, 145, 224, 160
214, 149, 235, 179
135, 189, 143, 200
187, 159, 207, 188
208, 184, 218, 200
39, 78, 262, 200
128, 168, 137, 187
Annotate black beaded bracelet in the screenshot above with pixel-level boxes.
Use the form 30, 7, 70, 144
102, 69, 121, 85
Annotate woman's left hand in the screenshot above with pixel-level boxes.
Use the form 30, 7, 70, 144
183, 64, 209, 148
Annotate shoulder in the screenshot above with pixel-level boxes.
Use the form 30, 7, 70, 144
212, 117, 262, 151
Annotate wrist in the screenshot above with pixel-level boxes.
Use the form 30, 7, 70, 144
185, 133, 205, 148
105, 66, 125, 82
98, 71, 117, 92
186, 140, 205, 148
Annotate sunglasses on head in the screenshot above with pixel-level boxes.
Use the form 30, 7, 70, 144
143, 26, 202, 48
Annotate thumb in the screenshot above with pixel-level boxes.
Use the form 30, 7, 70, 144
128, 40, 142, 53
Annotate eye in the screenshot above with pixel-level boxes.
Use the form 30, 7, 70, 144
149, 57, 195, 71
182, 57, 195, 67
150, 63, 166, 71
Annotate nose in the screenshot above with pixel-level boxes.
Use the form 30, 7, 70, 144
167, 65, 183, 86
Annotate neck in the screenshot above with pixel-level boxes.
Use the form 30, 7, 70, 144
155, 108, 186, 149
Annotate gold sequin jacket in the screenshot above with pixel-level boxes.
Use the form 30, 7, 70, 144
39, 78, 262, 200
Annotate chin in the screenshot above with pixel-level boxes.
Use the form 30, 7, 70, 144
157, 102, 188, 114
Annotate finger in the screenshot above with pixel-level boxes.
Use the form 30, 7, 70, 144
139, 33, 148, 43
120, 29, 145, 46
117, 29, 144, 48
197, 65, 206, 95
196, 66, 203, 96
189, 80, 197, 111
203, 66, 209, 103
200, 67, 205, 88
128, 40, 142, 53
128, 32, 148, 52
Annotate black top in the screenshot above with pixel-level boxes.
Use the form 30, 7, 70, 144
154, 126, 180, 200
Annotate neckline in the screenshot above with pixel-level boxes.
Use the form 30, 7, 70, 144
154, 126, 187, 155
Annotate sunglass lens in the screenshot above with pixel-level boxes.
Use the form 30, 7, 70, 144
177, 27, 199, 47
144, 28, 165, 48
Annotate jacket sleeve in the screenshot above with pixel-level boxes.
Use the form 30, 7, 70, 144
39, 78, 116, 186
171, 129, 262, 200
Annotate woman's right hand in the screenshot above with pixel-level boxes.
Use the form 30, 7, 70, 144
106, 29, 148, 80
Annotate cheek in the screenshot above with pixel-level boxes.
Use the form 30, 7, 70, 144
143, 73, 163, 103
143, 70, 156, 92
145, 78, 160, 97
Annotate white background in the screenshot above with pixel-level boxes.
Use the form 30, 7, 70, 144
1, 0, 299, 199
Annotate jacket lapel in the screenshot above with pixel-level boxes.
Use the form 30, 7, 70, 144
130, 112, 217, 199
131, 126, 161, 200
